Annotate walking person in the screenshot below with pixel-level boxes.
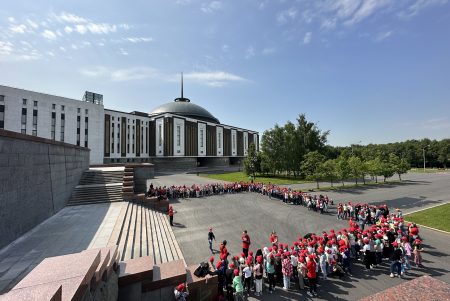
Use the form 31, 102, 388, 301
390, 242, 403, 278
208, 227, 216, 254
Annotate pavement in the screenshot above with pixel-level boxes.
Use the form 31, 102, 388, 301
169, 171, 450, 301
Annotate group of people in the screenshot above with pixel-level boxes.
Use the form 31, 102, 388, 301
155, 181, 334, 216
198, 210, 424, 300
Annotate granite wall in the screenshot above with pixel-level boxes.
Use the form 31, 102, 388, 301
0, 129, 90, 249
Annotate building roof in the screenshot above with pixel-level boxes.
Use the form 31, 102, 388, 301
149, 98, 220, 124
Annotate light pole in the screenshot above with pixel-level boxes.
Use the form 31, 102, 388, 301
422, 145, 430, 171
351, 140, 362, 156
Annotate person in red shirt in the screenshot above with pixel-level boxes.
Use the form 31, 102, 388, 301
168, 205, 174, 226
270, 230, 278, 246
306, 255, 317, 297
242, 230, 251, 258
220, 240, 229, 258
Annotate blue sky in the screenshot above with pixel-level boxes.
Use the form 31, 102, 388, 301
1, 0, 449, 146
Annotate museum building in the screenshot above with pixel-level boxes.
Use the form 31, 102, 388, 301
0, 84, 259, 166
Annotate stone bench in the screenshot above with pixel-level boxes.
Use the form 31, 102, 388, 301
12, 249, 101, 301
118, 256, 154, 287
186, 265, 218, 301
0, 283, 62, 301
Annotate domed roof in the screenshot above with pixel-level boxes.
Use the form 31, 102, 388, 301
150, 98, 220, 124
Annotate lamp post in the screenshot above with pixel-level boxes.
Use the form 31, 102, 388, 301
351, 140, 362, 156
422, 145, 430, 171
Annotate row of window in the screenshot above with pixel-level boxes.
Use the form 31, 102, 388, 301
109, 121, 148, 155
21, 98, 89, 115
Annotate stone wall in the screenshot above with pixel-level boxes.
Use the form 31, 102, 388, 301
0, 129, 90, 249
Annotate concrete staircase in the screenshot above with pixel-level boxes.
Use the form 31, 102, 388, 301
67, 169, 125, 206
108, 202, 184, 265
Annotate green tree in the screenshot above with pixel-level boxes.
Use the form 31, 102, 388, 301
301, 151, 326, 189
348, 156, 363, 185
243, 143, 260, 178
366, 157, 383, 183
437, 140, 450, 169
336, 156, 351, 186
380, 161, 395, 182
321, 159, 337, 187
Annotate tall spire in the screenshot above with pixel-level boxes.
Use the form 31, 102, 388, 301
174, 71, 190, 102
181, 72, 183, 99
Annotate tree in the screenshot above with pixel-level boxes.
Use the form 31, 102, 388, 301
389, 154, 410, 181
301, 151, 326, 189
336, 156, 351, 186
380, 161, 395, 182
321, 159, 337, 187
437, 140, 450, 169
366, 157, 383, 183
348, 156, 363, 185
243, 143, 260, 178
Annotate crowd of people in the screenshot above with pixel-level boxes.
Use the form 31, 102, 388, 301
201, 217, 424, 300
149, 181, 334, 214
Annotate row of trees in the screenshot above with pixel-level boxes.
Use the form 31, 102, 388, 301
243, 113, 449, 185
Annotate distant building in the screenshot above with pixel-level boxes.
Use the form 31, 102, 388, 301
0, 84, 258, 167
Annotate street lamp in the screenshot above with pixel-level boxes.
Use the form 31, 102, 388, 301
422, 145, 430, 171
351, 140, 362, 156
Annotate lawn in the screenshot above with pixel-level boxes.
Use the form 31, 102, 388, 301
405, 203, 450, 232
409, 168, 448, 173
200, 172, 311, 185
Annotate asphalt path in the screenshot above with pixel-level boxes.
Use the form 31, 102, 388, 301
166, 172, 450, 300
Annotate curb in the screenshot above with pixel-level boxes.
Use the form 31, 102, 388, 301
403, 201, 450, 216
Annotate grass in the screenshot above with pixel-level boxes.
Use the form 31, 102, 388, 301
405, 203, 450, 232
312, 180, 401, 192
200, 172, 312, 185
409, 168, 448, 173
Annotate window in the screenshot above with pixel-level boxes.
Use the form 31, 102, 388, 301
0, 95, 4, 101
232, 134, 236, 150
77, 108, 81, 114
158, 124, 162, 146
112, 116, 114, 121
33, 101, 38, 107
61, 105, 65, 112
84, 116, 88, 147
176, 125, 181, 147
32, 109, 38, 136
60, 113, 65, 141
111, 123, 115, 152
0, 104, 4, 129
76, 115, 81, 146
51, 112, 56, 140
21, 108, 27, 134
200, 129, 204, 148
117, 143, 120, 153
22, 98, 27, 105
218, 133, 222, 148
85, 109, 88, 115
52, 103, 56, 110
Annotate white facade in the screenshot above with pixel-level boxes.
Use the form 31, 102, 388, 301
197, 122, 206, 156
173, 117, 185, 156
155, 118, 164, 156
0, 85, 104, 164
243, 132, 249, 156
231, 129, 237, 156
253, 133, 258, 151
216, 126, 223, 156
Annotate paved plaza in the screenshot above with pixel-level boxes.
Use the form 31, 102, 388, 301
0, 171, 449, 300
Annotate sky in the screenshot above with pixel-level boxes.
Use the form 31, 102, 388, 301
1, 0, 450, 146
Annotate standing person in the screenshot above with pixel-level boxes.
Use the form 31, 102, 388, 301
174, 283, 189, 301
220, 240, 229, 259
232, 269, 244, 301
225, 263, 235, 301
242, 230, 251, 258
253, 256, 263, 296
168, 205, 174, 226
390, 242, 403, 278
208, 227, 216, 254
306, 255, 318, 297
297, 256, 307, 291
270, 230, 278, 246
402, 237, 412, 271
242, 261, 252, 296
413, 239, 423, 267
266, 254, 276, 294
282, 252, 293, 290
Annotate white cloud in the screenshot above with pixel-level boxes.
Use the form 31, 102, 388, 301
47, 51, 55, 57
59, 46, 66, 52
125, 37, 153, 43
201, 1, 223, 14
375, 30, 392, 42
221, 44, 229, 52
0, 41, 14, 55
26, 19, 39, 29
10, 24, 28, 34
345, 0, 390, 25
400, 0, 448, 18
41, 29, 57, 40
75, 24, 87, 34
79, 66, 159, 81
119, 48, 129, 56
0, 41, 42, 62
245, 46, 255, 59
303, 32, 312, 44
7, 17, 15, 23
64, 26, 73, 34
184, 71, 246, 87
262, 47, 276, 55
277, 7, 298, 24
86, 23, 117, 34
56, 12, 88, 23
